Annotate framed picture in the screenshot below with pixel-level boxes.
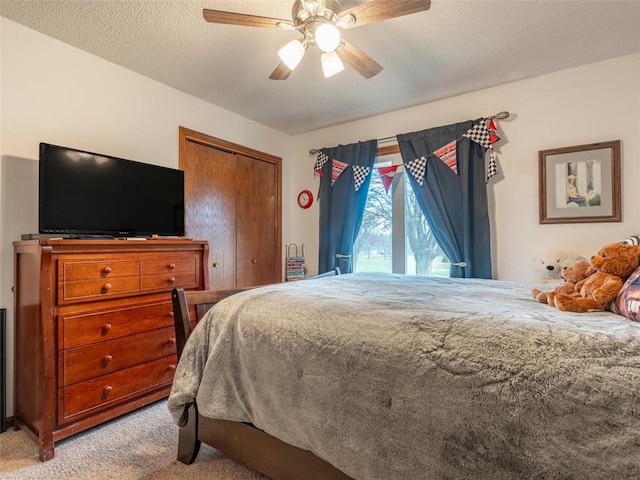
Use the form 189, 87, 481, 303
538, 140, 621, 224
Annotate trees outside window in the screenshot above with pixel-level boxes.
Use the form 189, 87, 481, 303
355, 153, 448, 276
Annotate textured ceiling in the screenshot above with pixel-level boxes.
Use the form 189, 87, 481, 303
1, 1, 639, 135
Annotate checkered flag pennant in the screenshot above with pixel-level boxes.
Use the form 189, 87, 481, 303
486, 151, 498, 184
331, 159, 349, 186
314, 151, 329, 177
352, 165, 371, 191
405, 156, 428, 186
433, 140, 458, 174
463, 119, 491, 149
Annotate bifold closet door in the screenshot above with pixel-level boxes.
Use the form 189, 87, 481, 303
181, 127, 283, 290
235, 154, 280, 288
183, 140, 237, 290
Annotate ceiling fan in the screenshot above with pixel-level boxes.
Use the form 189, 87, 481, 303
203, 0, 432, 80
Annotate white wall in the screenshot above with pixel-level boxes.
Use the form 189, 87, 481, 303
291, 53, 640, 280
0, 19, 293, 416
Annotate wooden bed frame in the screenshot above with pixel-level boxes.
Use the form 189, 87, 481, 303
170, 268, 352, 480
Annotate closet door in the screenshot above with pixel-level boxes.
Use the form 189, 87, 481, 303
179, 127, 282, 290
183, 139, 237, 290
236, 154, 280, 288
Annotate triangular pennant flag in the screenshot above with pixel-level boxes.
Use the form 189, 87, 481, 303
463, 119, 491, 149
377, 165, 399, 193
314, 151, 329, 177
405, 156, 427, 186
488, 119, 500, 145
486, 151, 498, 184
331, 159, 349, 186
433, 139, 458, 174
352, 165, 371, 191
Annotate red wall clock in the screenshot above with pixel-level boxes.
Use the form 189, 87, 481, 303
297, 190, 314, 209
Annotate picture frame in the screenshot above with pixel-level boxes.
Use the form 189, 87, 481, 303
538, 140, 621, 224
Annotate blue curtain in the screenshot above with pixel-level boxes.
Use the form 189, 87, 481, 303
396, 121, 492, 278
318, 140, 378, 273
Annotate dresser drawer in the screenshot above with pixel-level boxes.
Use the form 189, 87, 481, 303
60, 301, 175, 349
141, 271, 198, 290
60, 327, 176, 386
58, 356, 177, 423
60, 276, 141, 303
60, 258, 140, 282
141, 255, 198, 275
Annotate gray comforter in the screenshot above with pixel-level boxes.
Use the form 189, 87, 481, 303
167, 273, 640, 479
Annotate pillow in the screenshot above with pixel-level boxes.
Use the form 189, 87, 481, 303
611, 265, 640, 322
621, 234, 640, 245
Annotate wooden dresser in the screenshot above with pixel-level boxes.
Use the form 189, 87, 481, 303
13, 239, 209, 461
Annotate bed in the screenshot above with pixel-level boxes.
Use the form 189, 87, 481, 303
167, 272, 640, 479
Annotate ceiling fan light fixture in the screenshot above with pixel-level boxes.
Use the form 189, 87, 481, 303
302, 0, 319, 16
278, 39, 306, 70
321, 50, 344, 78
315, 23, 341, 52
336, 14, 356, 28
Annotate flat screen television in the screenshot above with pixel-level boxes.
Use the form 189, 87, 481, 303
39, 143, 185, 238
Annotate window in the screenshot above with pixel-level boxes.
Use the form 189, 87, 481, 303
354, 149, 449, 276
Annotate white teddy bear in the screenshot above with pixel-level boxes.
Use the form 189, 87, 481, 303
531, 249, 586, 283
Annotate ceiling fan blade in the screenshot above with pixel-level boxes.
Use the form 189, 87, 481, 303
338, 0, 431, 28
336, 40, 383, 79
269, 62, 293, 80
203, 9, 291, 28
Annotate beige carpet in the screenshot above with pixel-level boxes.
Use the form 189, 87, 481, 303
0, 401, 267, 479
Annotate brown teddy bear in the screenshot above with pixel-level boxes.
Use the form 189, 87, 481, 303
553, 242, 640, 313
531, 259, 594, 305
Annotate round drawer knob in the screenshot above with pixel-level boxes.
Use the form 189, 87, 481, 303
103, 266, 112, 274
168, 277, 176, 283
251, 259, 257, 264
103, 355, 113, 364
102, 323, 112, 333
103, 283, 112, 291
212, 262, 219, 268
168, 337, 176, 345
168, 263, 176, 270
103, 385, 113, 395
169, 364, 177, 371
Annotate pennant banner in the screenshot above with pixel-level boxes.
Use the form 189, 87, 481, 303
331, 159, 349, 186
352, 165, 371, 191
315, 117, 503, 189
405, 156, 427, 186
377, 165, 399, 193
314, 151, 329, 177
433, 140, 458, 174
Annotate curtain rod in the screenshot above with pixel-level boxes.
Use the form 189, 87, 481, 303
308, 111, 510, 155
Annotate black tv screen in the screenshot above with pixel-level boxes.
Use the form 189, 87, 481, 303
39, 143, 185, 237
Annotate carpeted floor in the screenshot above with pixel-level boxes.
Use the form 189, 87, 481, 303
0, 401, 268, 479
